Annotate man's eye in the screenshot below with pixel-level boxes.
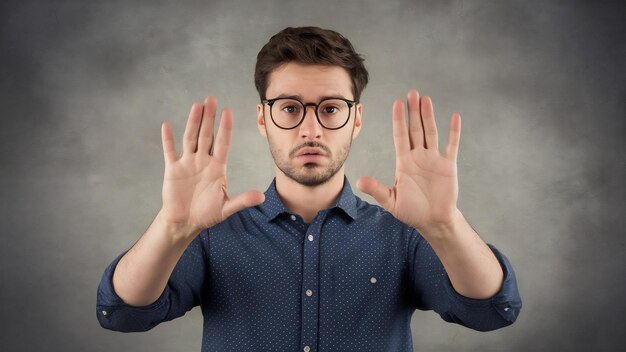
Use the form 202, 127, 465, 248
323, 106, 338, 114
282, 106, 299, 114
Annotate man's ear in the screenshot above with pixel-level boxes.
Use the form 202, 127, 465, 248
351, 103, 362, 140
257, 103, 267, 137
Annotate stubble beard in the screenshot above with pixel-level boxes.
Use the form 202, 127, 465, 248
270, 139, 352, 187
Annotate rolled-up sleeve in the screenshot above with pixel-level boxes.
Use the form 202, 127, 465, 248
408, 229, 522, 332
96, 230, 209, 332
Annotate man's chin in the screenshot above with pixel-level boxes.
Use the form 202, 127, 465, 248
287, 170, 335, 187
275, 159, 344, 187
295, 177, 331, 187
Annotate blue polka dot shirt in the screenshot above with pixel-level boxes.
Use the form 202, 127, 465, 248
97, 177, 521, 351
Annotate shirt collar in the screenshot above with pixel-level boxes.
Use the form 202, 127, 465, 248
259, 176, 358, 222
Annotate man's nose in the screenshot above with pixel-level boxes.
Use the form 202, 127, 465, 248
299, 106, 322, 138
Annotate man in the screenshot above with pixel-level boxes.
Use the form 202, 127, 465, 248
97, 26, 521, 351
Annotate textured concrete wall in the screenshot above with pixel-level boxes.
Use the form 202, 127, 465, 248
1, 0, 624, 351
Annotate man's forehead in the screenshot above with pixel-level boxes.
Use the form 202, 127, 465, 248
266, 63, 353, 99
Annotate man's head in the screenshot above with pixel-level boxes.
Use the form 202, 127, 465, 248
255, 27, 369, 187
254, 26, 369, 103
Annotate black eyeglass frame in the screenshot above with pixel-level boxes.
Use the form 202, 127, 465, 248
261, 96, 358, 130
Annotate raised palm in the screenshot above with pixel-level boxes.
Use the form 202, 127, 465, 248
357, 90, 461, 232
160, 97, 264, 233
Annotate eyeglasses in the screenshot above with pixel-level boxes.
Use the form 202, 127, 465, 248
261, 96, 357, 130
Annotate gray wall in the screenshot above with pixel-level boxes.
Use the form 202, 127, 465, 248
1, 0, 624, 351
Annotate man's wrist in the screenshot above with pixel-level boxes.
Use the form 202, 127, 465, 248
417, 208, 466, 243
155, 210, 201, 248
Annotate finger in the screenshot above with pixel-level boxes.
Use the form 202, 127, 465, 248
392, 99, 411, 158
198, 96, 217, 155
161, 121, 177, 164
182, 102, 203, 154
421, 96, 439, 152
356, 176, 392, 210
407, 89, 424, 150
222, 190, 265, 219
212, 108, 234, 165
445, 113, 461, 161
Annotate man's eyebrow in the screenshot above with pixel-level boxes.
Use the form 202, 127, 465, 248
274, 93, 350, 101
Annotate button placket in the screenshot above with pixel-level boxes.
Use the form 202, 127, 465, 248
300, 212, 324, 352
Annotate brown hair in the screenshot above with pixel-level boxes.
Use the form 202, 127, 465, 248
254, 26, 369, 101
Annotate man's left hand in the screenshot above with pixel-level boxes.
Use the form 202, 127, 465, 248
357, 89, 462, 235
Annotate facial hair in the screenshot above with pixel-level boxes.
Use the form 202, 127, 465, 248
268, 138, 353, 187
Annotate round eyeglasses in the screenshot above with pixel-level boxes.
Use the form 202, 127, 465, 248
261, 96, 357, 130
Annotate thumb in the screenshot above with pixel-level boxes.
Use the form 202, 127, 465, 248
222, 190, 265, 219
357, 176, 392, 209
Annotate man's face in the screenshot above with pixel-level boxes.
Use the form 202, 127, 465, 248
257, 62, 362, 187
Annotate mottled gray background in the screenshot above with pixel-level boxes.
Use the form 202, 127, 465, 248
1, 0, 624, 351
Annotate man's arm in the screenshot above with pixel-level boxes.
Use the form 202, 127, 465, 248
408, 226, 521, 332
111, 211, 199, 307
357, 89, 512, 299
419, 209, 503, 299
97, 230, 209, 332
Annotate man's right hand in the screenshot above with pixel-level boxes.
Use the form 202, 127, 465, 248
159, 96, 265, 238
110, 96, 265, 307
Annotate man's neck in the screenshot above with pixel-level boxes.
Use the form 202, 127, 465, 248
274, 167, 345, 224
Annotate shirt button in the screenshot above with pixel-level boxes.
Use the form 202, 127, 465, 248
101, 310, 108, 316
290, 215, 297, 221
370, 277, 377, 284
304, 346, 310, 352
308, 234, 314, 241
306, 289, 313, 296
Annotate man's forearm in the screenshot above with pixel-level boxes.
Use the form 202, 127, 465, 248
112, 211, 200, 307
420, 209, 504, 299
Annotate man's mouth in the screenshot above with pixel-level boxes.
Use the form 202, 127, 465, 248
296, 147, 326, 157
293, 147, 328, 164
290, 142, 331, 164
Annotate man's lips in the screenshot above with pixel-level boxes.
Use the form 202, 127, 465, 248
295, 147, 326, 157
290, 143, 331, 164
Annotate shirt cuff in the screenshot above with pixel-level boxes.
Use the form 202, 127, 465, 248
443, 244, 522, 323
96, 251, 171, 331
